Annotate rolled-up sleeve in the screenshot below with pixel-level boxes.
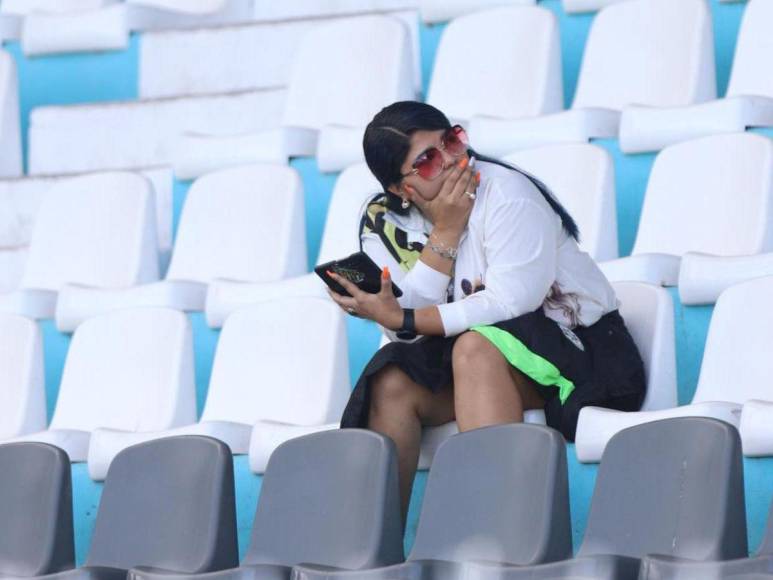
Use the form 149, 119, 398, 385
437, 197, 557, 337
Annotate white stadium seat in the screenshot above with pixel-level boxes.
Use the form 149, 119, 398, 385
0, 248, 26, 293
139, 10, 421, 99
600, 133, 773, 287
158, 15, 414, 177
562, 0, 627, 14
27, 89, 287, 176
419, 0, 534, 24
678, 251, 773, 306
205, 162, 379, 328
20, 3, 128, 57
0, 313, 46, 441
470, 0, 716, 155
577, 275, 773, 462
89, 297, 350, 480
0, 50, 21, 178
0, 172, 159, 320
0, 168, 174, 266
287, 15, 415, 172
0, 0, 115, 13
427, 6, 562, 127
56, 164, 306, 332
505, 143, 618, 262
125, 0, 253, 31
7, 307, 196, 462
621, 0, 773, 154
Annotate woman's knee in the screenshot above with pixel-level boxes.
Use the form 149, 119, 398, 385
452, 331, 502, 369
369, 365, 422, 412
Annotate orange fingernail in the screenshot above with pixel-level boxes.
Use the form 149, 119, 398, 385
382, 266, 390, 280
326, 270, 335, 277
458, 157, 469, 169
475, 171, 481, 180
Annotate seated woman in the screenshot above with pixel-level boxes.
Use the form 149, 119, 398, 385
327, 101, 645, 524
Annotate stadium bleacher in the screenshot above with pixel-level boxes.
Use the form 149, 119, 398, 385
2, 0, 773, 577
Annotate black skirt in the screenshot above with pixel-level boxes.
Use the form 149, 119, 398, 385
339, 309, 646, 441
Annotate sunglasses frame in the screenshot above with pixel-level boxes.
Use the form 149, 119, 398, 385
400, 125, 469, 182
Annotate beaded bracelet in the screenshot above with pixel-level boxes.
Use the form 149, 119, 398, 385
427, 234, 458, 260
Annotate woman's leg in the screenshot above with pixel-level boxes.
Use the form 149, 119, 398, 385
367, 364, 455, 526
452, 331, 545, 432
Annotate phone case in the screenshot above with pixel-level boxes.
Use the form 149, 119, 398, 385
314, 252, 403, 298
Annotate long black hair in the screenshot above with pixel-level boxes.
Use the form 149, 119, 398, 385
362, 101, 579, 241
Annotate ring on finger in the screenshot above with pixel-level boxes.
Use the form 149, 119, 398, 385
346, 307, 356, 314
465, 191, 476, 200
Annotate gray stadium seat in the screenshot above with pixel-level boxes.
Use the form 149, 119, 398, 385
39, 436, 238, 580
293, 423, 572, 579
0, 443, 74, 577
639, 489, 773, 579
130, 429, 403, 580
463, 417, 747, 579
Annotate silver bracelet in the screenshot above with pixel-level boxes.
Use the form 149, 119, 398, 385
427, 236, 458, 260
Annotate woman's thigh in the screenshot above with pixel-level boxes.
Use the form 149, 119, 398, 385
452, 331, 545, 410
372, 364, 456, 427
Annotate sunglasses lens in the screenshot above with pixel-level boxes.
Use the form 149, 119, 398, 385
443, 125, 468, 155
415, 148, 444, 180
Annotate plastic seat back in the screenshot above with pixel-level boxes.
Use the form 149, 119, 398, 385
200, 297, 349, 426
86, 436, 238, 572
505, 144, 617, 261
244, 429, 403, 569
282, 15, 414, 131
409, 423, 572, 566
613, 282, 676, 411
428, 6, 562, 122
633, 133, 773, 258
0, 50, 22, 178
580, 417, 747, 561
316, 163, 381, 266
50, 307, 195, 432
726, 0, 773, 99
0, 313, 46, 439
0, 442, 74, 576
21, 172, 159, 291
693, 275, 773, 405
573, 0, 715, 111
166, 164, 306, 284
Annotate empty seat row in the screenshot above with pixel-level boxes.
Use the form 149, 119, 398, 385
0, 418, 760, 580
17, 132, 772, 328
1, 139, 621, 330
5, 134, 773, 328
5, 418, 764, 580
24, 14, 413, 177
0, 298, 349, 472
12, 0, 771, 178
0, 432, 401, 580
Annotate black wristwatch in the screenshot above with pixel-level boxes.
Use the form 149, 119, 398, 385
396, 308, 417, 340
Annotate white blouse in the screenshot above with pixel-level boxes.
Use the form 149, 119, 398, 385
362, 160, 619, 337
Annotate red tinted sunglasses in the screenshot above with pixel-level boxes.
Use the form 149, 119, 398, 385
402, 125, 469, 181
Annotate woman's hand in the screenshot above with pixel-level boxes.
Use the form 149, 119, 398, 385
414, 157, 480, 240
327, 267, 404, 331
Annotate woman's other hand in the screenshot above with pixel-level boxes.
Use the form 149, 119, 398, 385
327, 267, 404, 331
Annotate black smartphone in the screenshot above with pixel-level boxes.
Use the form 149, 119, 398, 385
315, 251, 403, 298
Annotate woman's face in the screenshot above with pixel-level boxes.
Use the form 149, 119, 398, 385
388, 128, 469, 204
